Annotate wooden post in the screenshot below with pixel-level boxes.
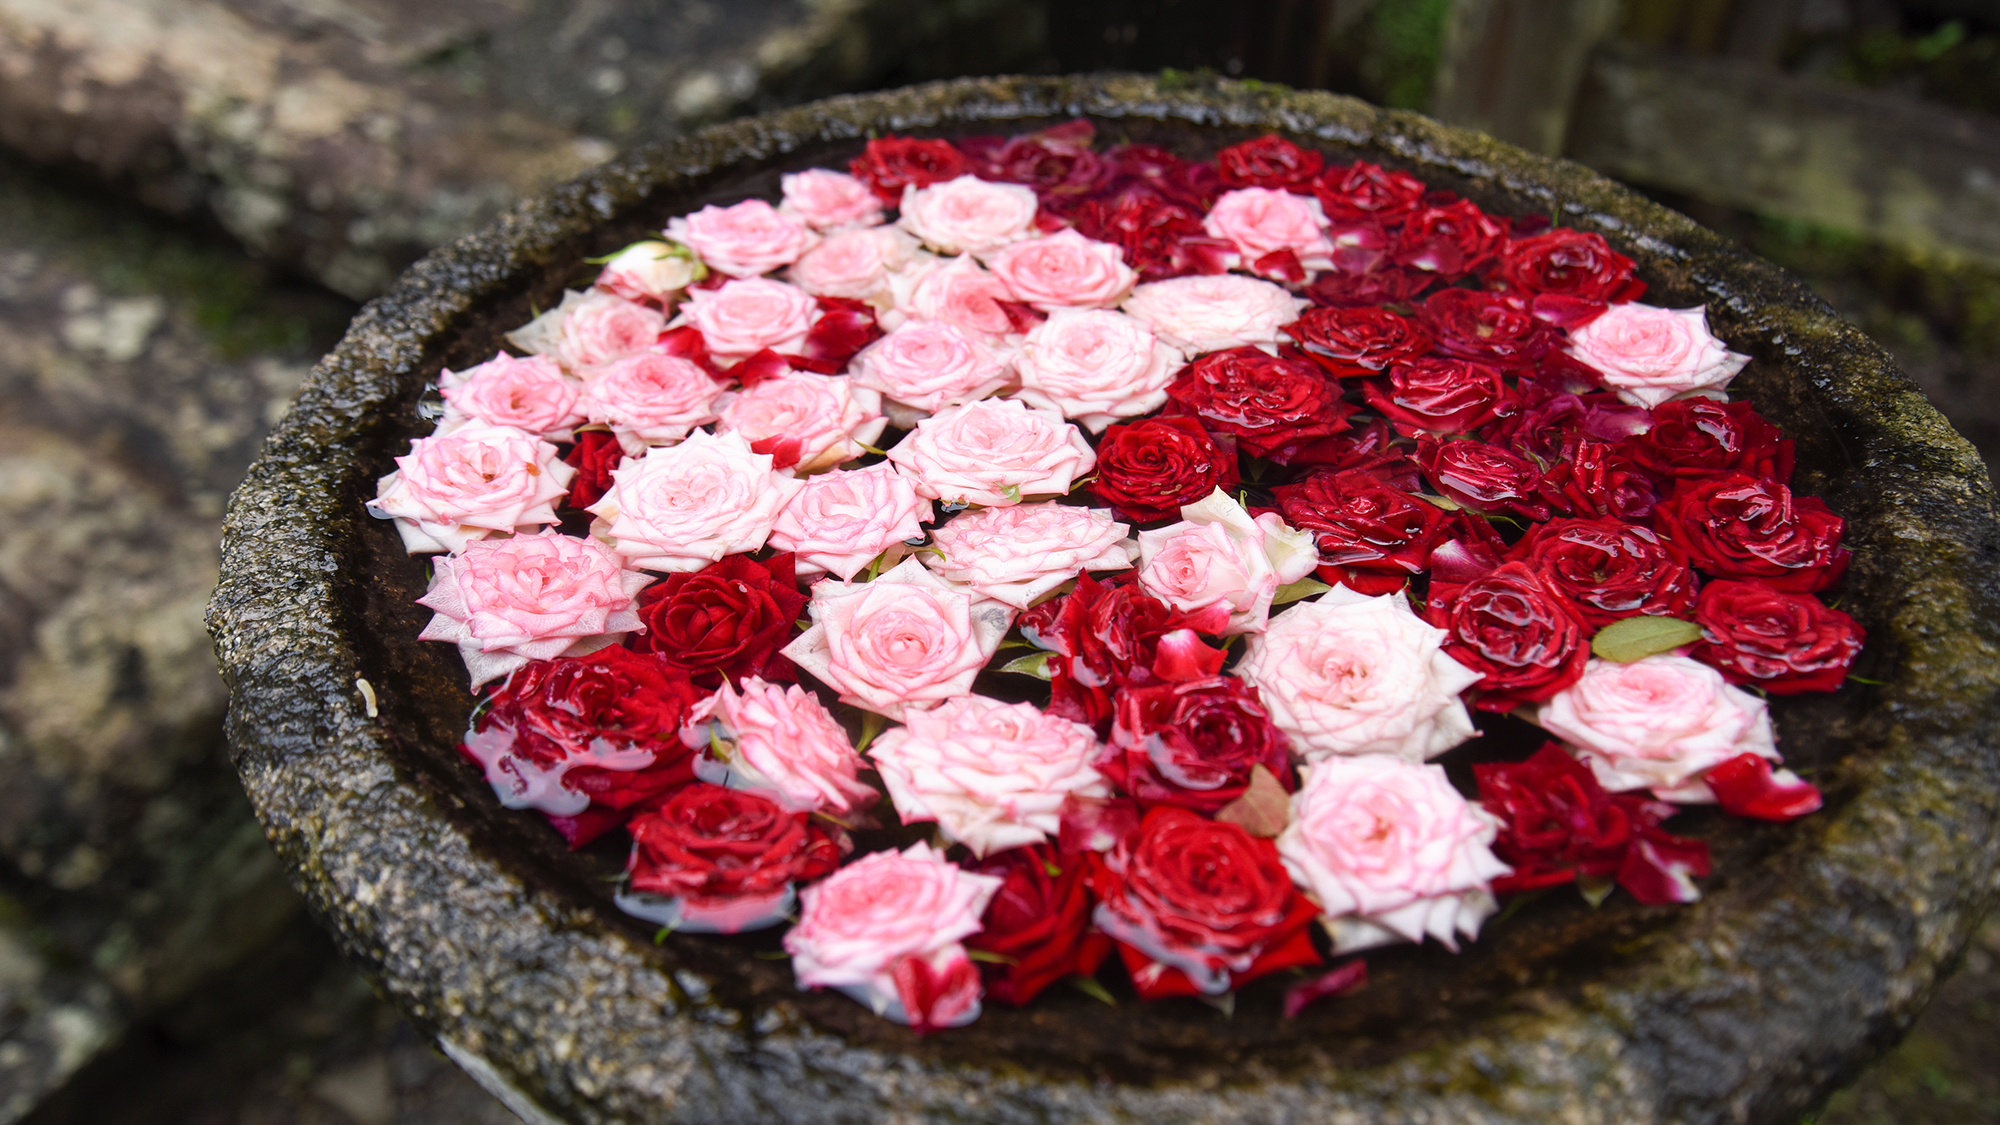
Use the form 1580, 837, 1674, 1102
1428, 0, 1622, 154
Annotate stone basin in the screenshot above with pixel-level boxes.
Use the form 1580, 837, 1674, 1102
205, 73, 2000, 1124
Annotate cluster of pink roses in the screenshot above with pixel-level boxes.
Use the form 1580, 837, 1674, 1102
370, 124, 1857, 1032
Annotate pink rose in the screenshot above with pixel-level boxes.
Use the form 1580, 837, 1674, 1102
674, 278, 818, 359
886, 399, 1096, 507
436, 352, 581, 440
782, 558, 1011, 720
578, 349, 727, 454
787, 225, 920, 302
896, 175, 1038, 254
587, 430, 802, 572
715, 370, 887, 474
1235, 587, 1482, 762
885, 254, 1018, 340
780, 168, 886, 231
1011, 308, 1183, 431
1136, 490, 1318, 634
368, 423, 575, 554
869, 695, 1107, 857
689, 676, 877, 814
1203, 187, 1335, 267
555, 289, 668, 372
665, 199, 817, 278
1121, 274, 1310, 356
1537, 654, 1780, 801
1277, 755, 1510, 954
415, 531, 651, 688
594, 240, 701, 303
848, 320, 1013, 415
987, 230, 1137, 310
1566, 303, 1751, 409
923, 501, 1135, 609
767, 465, 933, 579
785, 841, 1002, 1027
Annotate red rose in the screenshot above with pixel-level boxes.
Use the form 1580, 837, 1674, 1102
1626, 398, 1795, 483
1102, 144, 1223, 211
960, 120, 1109, 208
1364, 357, 1515, 437
1087, 415, 1241, 523
1215, 134, 1325, 190
627, 553, 808, 687
562, 428, 622, 510
1510, 516, 1698, 630
1428, 561, 1589, 709
1392, 199, 1508, 280
1537, 438, 1663, 521
1068, 191, 1232, 281
1656, 473, 1849, 592
1103, 676, 1296, 814
1690, 579, 1864, 694
626, 783, 845, 910
1089, 807, 1322, 1000
1490, 391, 1651, 464
965, 844, 1112, 1006
1163, 346, 1356, 462
1311, 161, 1427, 225
848, 135, 968, 202
1417, 437, 1551, 521
1273, 469, 1447, 593
1282, 305, 1433, 378
1419, 288, 1555, 368
1490, 228, 1645, 304
1302, 263, 1436, 308
1020, 574, 1229, 731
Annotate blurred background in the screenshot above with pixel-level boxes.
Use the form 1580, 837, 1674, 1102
0, 1, 1994, 1122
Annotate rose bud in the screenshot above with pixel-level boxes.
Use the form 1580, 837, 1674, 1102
1273, 469, 1448, 594
1689, 579, 1864, 694
1392, 199, 1508, 280
626, 553, 809, 688
1283, 305, 1433, 378
1417, 436, 1552, 521
847, 134, 968, 202
1510, 516, 1698, 630
1364, 357, 1516, 437
1311, 160, 1427, 226
1419, 288, 1555, 369
965, 844, 1113, 1006
1489, 228, 1646, 304
1163, 346, 1355, 462
1088, 415, 1242, 524
1102, 676, 1297, 815
1626, 397, 1796, 482
1655, 472, 1850, 593
620, 783, 847, 934
1425, 561, 1589, 711
1216, 134, 1326, 190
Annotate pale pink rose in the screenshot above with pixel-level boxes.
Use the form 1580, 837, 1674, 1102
782, 558, 1012, 720
715, 370, 887, 474
869, 695, 1107, 857
1537, 654, 1779, 801
847, 320, 1012, 415
1121, 274, 1310, 356
987, 230, 1137, 310
689, 676, 877, 814
1010, 308, 1183, 431
1202, 187, 1334, 267
780, 169, 886, 232
556, 289, 668, 372
1566, 303, 1751, 409
415, 530, 651, 688
594, 240, 701, 304
578, 349, 726, 454
1277, 755, 1510, 954
673, 278, 818, 359
501, 289, 580, 359
787, 225, 919, 302
1135, 490, 1318, 634
1235, 586, 1482, 762
435, 352, 581, 440
897, 175, 1038, 254
885, 254, 1018, 340
924, 502, 1134, 610
885, 399, 1096, 508
784, 841, 1001, 1025
767, 465, 933, 580
665, 199, 817, 278
367, 423, 575, 554
586, 430, 802, 572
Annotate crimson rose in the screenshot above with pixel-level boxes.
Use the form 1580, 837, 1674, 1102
562, 428, 622, 510
1102, 144, 1222, 211
1510, 516, 1697, 629
627, 553, 808, 687
1690, 579, 1864, 694
1419, 288, 1555, 368
626, 783, 845, 907
1273, 469, 1447, 594
1068, 191, 1232, 281
1215, 134, 1325, 190
1537, 438, 1663, 521
1312, 161, 1426, 225
1490, 228, 1645, 304
958, 119, 1108, 206
1626, 398, 1795, 482
1655, 473, 1849, 592
1163, 346, 1355, 462
848, 135, 967, 202
1418, 437, 1551, 521
1087, 415, 1241, 523
1393, 199, 1508, 280
1303, 262, 1436, 308
1364, 357, 1515, 437
965, 844, 1113, 1006
1427, 561, 1589, 710
1282, 305, 1433, 378
1019, 574, 1229, 731
1102, 676, 1296, 814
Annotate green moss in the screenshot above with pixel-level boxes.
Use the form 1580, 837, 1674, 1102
1358, 0, 1455, 110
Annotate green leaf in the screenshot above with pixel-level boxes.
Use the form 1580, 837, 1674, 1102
1069, 976, 1118, 1006
1041, 858, 1063, 878
1591, 616, 1704, 663
853, 710, 888, 755
966, 949, 1018, 966
1577, 875, 1616, 909
1271, 576, 1334, 605
1000, 483, 1023, 504
1417, 493, 1462, 510
1000, 651, 1053, 680
654, 925, 676, 944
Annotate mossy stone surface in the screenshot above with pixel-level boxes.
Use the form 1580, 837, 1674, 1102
206, 74, 2000, 1124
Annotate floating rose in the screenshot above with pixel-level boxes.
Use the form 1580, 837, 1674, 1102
766, 464, 933, 580
1135, 489, 1317, 634
587, 430, 801, 572
579, 349, 726, 455
1011, 308, 1183, 431
886, 399, 1096, 508
619, 783, 847, 934
1538, 654, 1780, 802
689, 675, 876, 815
923, 501, 1135, 610
780, 168, 887, 231
1567, 303, 1751, 409
435, 352, 581, 440
368, 423, 574, 554
665, 199, 817, 278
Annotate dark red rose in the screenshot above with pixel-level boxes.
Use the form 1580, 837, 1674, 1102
1364, 357, 1515, 437
626, 784, 845, 915
782, 298, 883, 374
1020, 574, 1230, 732
1510, 516, 1698, 630
965, 844, 1113, 1006
1088, 415, 1241, 523
1490, 391, 1651, 464
1102, 144, 1222, 210
1274, 469, 1447, 593
959, 119, 1109, 207
1392, 199, 1508, 280
1069, 191, 1233, 281
1427, 562, 1589, 710
1702, 753, 1824, 822
1281, 416, 1423, 487
1417, 437, 1551, 521
1419, 288, 1555, 368
1163, 346, 1356, 462
1302, 263, 1436, 308
1089, 807, 1322, 1000
1215, 134, 1325, 190
1103, 676, 1296, 814
1690, 580, 1864, 694
1474, 742, 1711, 905
562, 429, 623, 509
1283, 305, 1433, 378
1626, 398, 1795, 483
1537, 438, 1664, 521
848, 135, 968, 202
1311, 161, 1427, 225
1491, 228, 1645, 304
627, 553, 809, 687
1656, 473, 1849, 592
